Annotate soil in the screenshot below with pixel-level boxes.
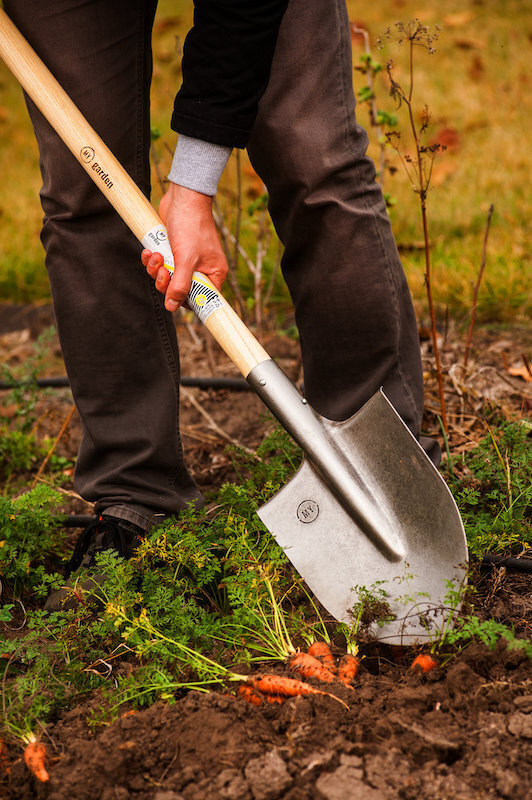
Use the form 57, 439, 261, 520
1, 304, 531, 800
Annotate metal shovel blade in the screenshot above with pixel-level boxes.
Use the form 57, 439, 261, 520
257, 390, 468, 644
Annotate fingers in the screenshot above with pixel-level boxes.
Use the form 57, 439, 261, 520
142, 184, 229, 313
142, 250, 171, 293
142, 249, 164, 278
164, 252, 228, 312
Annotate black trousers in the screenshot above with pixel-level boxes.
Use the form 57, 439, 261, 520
4, 0, 429, 530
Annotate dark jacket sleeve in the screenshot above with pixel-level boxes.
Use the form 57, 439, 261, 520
171, 1, 289, 149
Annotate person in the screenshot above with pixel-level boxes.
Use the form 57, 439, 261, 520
4, 0, 436, 582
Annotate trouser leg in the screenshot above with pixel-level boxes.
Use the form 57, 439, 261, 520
4, 0, 202, 526
247, 0, 430, 452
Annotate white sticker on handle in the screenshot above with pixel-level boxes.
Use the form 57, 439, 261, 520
141, 225, 174, 273
187, 273, 223, 324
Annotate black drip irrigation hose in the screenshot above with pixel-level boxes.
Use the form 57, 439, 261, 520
57, 516, 532, 574
474, 554, 532, 574
0, 375, 251, 391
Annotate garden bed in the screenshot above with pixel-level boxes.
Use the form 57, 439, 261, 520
0, 309, 531, 800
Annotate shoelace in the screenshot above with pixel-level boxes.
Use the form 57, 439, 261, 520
66, 516, 132, 578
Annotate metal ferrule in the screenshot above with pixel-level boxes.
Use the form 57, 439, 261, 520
247, 359, 405, 560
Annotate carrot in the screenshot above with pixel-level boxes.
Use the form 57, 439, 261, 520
248, 674, 324, 697
263, 693, 286, 706
238, 684, 287, 707
289, 652, 336, 684
24, 740, 49, 782
337, 653, 360, 686
247, 675, 349, 710
238, 685, 264, 707
307, 641, 337, 673
411, 653, 438, 673
0, 739, 10, 775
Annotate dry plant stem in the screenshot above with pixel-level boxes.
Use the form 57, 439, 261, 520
233, 149, 243, 275
213, 201, 248, 318
399, 39, 448, 432
219, 149, 248, 321
263, 238, 282, 310
151, 145, 167, 197
31, 403, 76, 488
252, 206, 273, 341
463, 204, 494, 368
422, 204, 447, 432
180, 387, 259, 458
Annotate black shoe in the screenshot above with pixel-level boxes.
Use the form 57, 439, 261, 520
65, 515, 144, 578
44, 515, 144, 611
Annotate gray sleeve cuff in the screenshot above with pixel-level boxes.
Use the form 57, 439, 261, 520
167, 135, 232, 196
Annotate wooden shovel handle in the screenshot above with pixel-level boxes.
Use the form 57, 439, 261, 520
0, 8, 270, 378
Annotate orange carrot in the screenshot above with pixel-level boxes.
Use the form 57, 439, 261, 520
238, 685, 264, 706
248, 675, 323, 697
337, 653, 360, 686
24, 740, 49, 782
245, 675, 349, 709
238, 684, 287, 707
289, 652, 336, 683
263, 693, 286, 706
0, 740, 10, 775
307, 641, 337, 673
411, 653, 438, 672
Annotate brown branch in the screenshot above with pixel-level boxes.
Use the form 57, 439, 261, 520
31, 404, 76, 488
463, 204, 494, 368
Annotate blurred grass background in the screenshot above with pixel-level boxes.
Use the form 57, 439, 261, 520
0, 0, 530, 326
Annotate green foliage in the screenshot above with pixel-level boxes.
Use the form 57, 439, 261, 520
441, 615, 532, 659
0, 485, 65, 595
0, 428, 303, 731
1, 420, 530, 738
448, 419, 532, 557
0, 430, 41, 479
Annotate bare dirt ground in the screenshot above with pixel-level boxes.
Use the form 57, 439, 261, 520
1, 304, 531, 800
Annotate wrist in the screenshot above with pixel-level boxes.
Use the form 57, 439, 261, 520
165, 181, 213, 209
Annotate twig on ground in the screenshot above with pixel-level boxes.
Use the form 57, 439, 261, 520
31, 404, 76, 488
181, 387, 259, 457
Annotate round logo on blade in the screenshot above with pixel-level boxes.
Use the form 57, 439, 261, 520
297, 500, 319, 523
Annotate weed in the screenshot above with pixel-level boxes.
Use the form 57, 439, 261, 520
379, 20, 447, 429
440, 615, 532, 659
352, 25, 398, 197
448, 419, 531, 557
0, 485, 65, 598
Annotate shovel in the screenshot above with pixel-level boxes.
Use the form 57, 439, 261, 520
0, 9, 468, 643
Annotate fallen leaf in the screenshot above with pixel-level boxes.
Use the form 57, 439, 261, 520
444, 12, 475, 27
508, 366, 532, 383
430, 127, 461, 152
454, 37, 485, 50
